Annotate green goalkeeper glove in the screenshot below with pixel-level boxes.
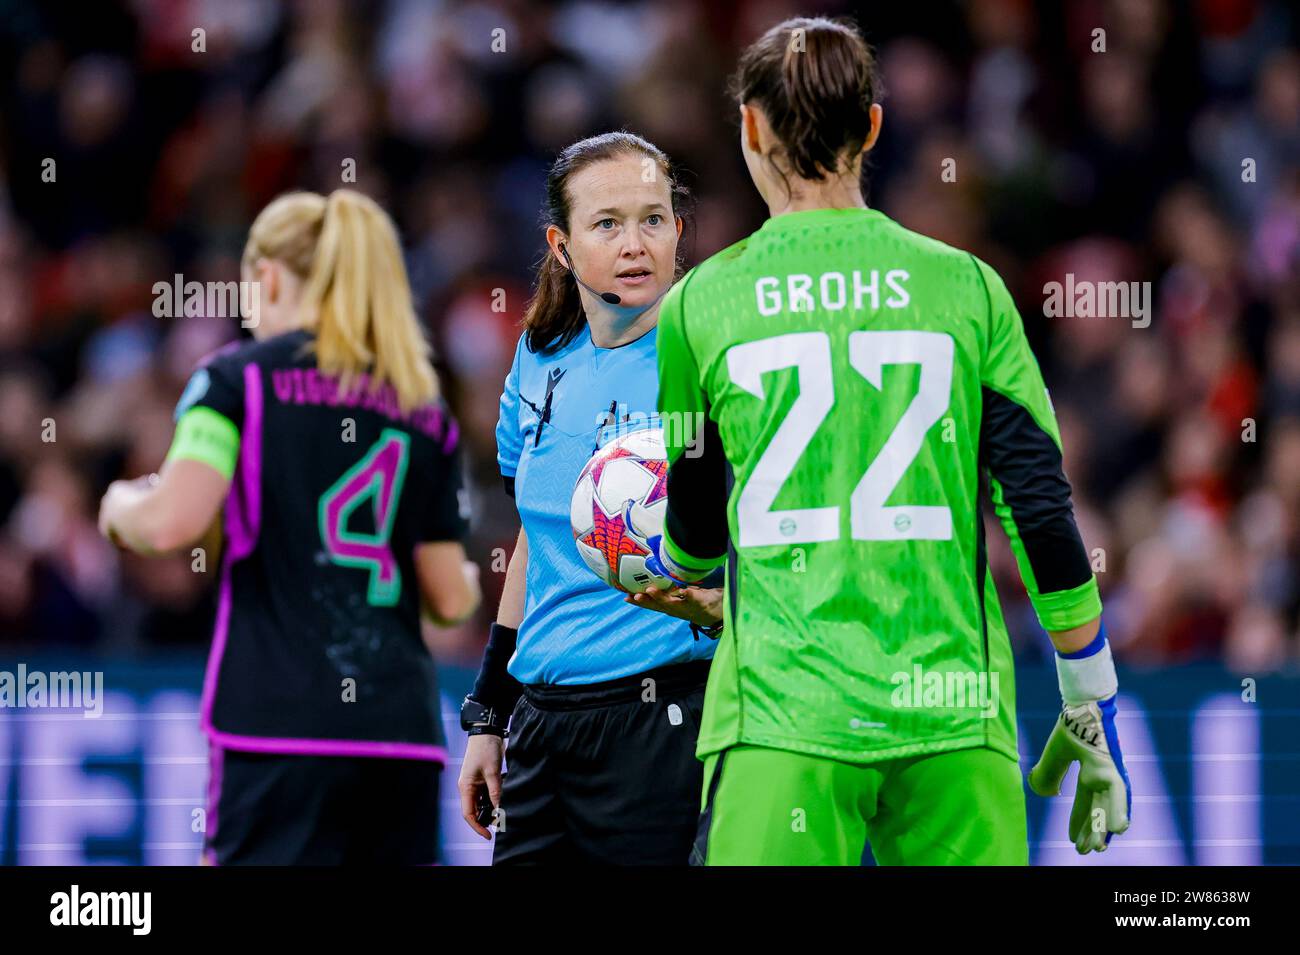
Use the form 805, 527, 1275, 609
1028, 623, 1132, 854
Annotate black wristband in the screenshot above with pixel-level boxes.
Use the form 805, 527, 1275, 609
690, 620, 724, 641
470, 622, 523, 713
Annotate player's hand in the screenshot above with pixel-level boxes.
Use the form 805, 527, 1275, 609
625, 585, 723, 627
640, 534, 691, 587
458, 733, 505, 840
96, 481, 132, 545
97, 475, 158, 547
97, 485, 120, 542
1028, 696, 1132, 854
621, 501, 693, 588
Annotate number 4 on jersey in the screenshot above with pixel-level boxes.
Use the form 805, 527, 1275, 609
317, 429, 410, 605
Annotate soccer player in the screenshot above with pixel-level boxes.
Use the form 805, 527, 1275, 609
644, 18, 1132, 865
457, 132, 724, 864
97, 190, 480, 864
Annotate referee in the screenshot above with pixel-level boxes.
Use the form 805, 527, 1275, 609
457, 132, 723, 864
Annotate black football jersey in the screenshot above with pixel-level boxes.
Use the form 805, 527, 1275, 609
185, 330, 468, 758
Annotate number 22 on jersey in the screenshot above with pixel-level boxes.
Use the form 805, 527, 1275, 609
317, 429, 411, 605
726, 330, 954, 547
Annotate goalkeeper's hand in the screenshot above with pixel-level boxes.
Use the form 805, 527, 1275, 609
621, 501, 699, 588
1028, 623, 1132, 854
643, 534, 690, 588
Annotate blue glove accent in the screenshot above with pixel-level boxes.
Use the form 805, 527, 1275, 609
644, 534, 689, 587
1097, 693, 1133, 845
620, 499, 687, 587
622, 500, 716, 588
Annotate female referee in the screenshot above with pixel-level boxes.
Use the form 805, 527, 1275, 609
98, 189, 481, 865
456, 132, 725, 865
645, 17, 1129, 865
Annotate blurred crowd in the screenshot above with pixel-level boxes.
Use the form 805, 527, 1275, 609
0, 0, 1296, 673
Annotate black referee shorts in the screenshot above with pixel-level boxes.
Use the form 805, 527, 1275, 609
491, 659, 709, 865
205, 748, 442, 865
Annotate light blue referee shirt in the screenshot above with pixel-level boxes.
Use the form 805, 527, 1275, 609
497, 324, 717, 685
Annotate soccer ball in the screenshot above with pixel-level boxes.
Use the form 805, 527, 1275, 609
570, 428, 672, 593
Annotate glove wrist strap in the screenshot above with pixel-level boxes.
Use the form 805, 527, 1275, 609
1054, 622, 1117, 706
655, 537, 708, 585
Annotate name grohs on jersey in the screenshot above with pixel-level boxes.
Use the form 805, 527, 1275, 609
755, 269, 911, 315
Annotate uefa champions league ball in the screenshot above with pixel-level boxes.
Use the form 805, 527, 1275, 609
570, 428, 673, 593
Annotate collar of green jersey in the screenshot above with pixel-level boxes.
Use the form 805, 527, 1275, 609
759, 206, 887, 233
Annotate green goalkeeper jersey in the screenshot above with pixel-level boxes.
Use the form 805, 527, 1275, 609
656, 207, 1101, 764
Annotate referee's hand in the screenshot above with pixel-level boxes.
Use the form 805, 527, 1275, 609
626, 585, 723, 628
458, 734, 505, 840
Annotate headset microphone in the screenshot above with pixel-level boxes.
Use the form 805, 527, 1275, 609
559, 244, 622, 305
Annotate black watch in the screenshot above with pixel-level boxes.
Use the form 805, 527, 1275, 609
690, 619, 724, 641
460, 695, 509, 738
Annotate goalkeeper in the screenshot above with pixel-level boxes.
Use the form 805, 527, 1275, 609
638, 17, 1131, 865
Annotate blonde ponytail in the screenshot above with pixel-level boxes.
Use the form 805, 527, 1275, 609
242, 189, 438, 412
